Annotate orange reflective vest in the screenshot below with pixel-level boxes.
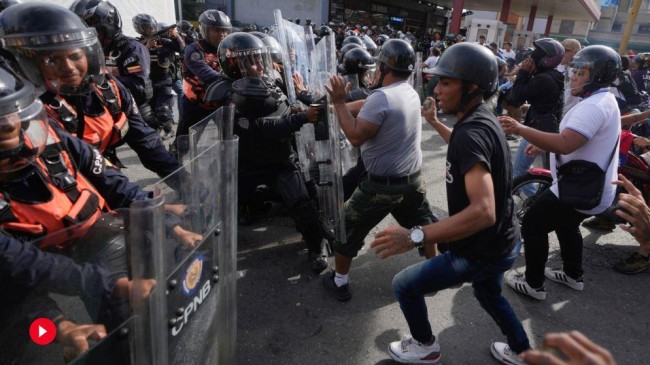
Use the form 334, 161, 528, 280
43, 77, 129, 153
0, 126, 108, 248
182, 41, 221, 109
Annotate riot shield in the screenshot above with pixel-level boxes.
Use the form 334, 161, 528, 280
309, 31, 337, 97
410, 51, 424, 102
155, 108, 238, 364
176, 104, 235, 163
294, 95, 347, 244
342, 73, 360, 91
0, 205, 164, 365
272, 9, 313, 104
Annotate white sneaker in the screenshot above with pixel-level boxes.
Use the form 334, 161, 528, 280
544, 268, 584, 291
491, 342, 526, 365
505, 273, 547, 300
388, 334, 441, 364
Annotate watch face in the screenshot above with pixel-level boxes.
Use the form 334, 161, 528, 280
410, 228, 424, 243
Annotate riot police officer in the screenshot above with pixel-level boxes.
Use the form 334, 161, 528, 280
178, 20, 199, 46
70, 0, 155, 128
170, 9, 231, 156
341, 47, 376, 101
0, 3, 183, 189
133, 14, 185, 139
217, 32, 328, 273
0, 61, 192, 364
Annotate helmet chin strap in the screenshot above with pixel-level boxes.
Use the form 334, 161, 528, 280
456, 81, 484, 114
370, 63, 389, 90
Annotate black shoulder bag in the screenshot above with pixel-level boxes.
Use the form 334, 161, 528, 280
555, 138, 618, 210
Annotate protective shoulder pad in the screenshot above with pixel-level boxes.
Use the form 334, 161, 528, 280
204, 78, 233, 103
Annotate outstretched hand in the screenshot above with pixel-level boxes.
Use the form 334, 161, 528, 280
324, 75, 351, 105
521, 331, 616, 365
614, 174, 650, 247
57, 320, 107, 362
369, 225, 413, 259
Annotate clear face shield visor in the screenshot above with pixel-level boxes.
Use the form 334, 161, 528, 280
1, 28, 105, 95
230, 47, 274, 79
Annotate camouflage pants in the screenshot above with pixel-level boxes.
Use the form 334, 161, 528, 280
335, 174, 437, 257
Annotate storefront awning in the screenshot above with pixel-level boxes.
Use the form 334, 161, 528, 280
436, 0, 601, 22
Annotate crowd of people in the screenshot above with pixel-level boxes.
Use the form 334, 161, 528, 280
0, 0, 646, 364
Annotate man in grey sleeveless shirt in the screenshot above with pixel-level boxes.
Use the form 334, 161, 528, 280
322, 39, 437, 301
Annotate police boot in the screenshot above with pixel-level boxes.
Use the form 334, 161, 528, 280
292, 200, 328, 274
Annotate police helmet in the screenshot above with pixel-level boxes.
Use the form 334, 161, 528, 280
360, 35, 378, 56
430, 42, 498, 95
70, 0, 122, 45
342, 36, 366, 50
178, 20, 193, 32
0, 2, 105, 95
199, 9, 232, 47
250, 31, 282, 64
570, 45, 622, 95
0, 0, 20, 12
319, 25, 332, 37
373, 39, 415, 73
132, 13, 157, 37
0, 64, 48, 173
376, 34, 389, 46
343, 48, 376, 88
531, 38, 564, 70
218, 32, 273, 80
338, 43, 363, 64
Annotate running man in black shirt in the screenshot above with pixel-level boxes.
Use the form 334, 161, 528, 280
369, 43, 531, 365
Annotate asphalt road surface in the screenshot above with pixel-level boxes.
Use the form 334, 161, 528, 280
120, 113, 649, 365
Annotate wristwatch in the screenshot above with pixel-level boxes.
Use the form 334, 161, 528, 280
409, 226, 426, 256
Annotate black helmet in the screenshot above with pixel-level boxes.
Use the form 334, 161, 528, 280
570, 45, 622, 94
376, 34, 389, 46
343, 48, 376, 88
531, 38, 564, 70
218, 32, 273, 80
360, 35, 378, 55
342, 36, 366, 50
70, 0, 122, 45
338, 43, 363, 64
178, 20, 193, 32
250, 31, 282, 64
132, 13, 157, 37
0, 64, 48, 173
431, 42, 498, 95
632, 52, 650, 70
198, 9, 232, 47
343, 48, 375, 75
373, 39, 415, 73
319, 25, 332, 36
0, 0, 20, 12
0, 2, 105, 95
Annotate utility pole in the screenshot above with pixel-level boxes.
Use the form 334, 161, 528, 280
619, 0, 642, 54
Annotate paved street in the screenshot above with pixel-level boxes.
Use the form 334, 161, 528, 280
122, 114, 649, 365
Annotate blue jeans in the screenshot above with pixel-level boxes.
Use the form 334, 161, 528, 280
392, 242, 531, 354
513, 139, 536, 196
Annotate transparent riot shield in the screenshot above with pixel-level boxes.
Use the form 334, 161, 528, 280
410, 51, 424, 102
310, 32, 337, 97
294, 95, 346, 244
0, 205, 164, 365
175, 105, 235, 165
272, 9, 313, 104
155, 108, 238, 364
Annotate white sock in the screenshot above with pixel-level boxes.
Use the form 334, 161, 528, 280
334, 272, 348, 287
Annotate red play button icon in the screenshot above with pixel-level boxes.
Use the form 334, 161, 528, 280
29, 318, 56, 346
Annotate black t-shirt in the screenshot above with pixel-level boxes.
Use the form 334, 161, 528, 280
445, 103, 518, 259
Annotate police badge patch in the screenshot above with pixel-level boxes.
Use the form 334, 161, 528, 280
191, 52, 201, 61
